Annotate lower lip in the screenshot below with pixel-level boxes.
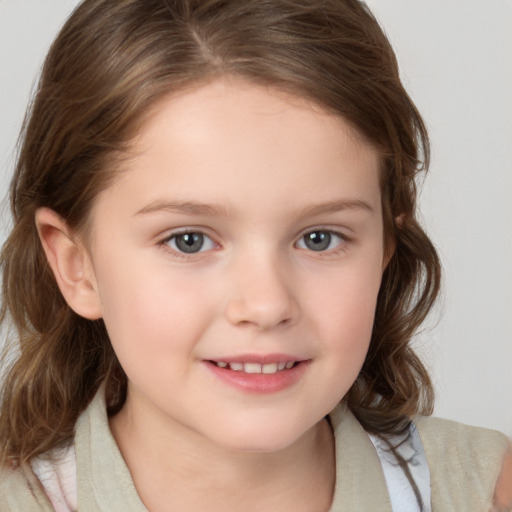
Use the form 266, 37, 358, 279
204, 361, 309, 394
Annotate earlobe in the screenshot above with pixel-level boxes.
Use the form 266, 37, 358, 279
35, 207, 102, 320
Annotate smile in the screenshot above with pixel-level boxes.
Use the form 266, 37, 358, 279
212, 361, 296, 374
205, 358, 308, 394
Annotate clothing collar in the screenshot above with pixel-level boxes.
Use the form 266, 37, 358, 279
74, 390, 392, 511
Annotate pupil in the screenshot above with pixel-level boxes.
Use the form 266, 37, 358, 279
305, 231, 331, 251
176, 233, 204, 253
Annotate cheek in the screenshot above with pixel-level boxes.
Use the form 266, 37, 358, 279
93, 253, 217, 358
307, 257, 383, 356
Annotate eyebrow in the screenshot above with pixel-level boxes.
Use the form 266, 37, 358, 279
299, 199, 374, 217
134, 198, 374, 218
134, 200, 230, 217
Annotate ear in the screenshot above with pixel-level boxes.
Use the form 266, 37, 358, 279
35, 207, 102, 320
382, 213, 404, 271
382, 239, 395, 271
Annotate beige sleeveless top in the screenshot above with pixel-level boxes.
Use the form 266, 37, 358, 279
1, 391, 509, 511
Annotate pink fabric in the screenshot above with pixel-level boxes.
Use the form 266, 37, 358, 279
31, 445, 77, 512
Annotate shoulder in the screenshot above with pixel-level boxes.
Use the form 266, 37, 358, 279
414, 415, 511, 511
415, 414, 508, 442
0, 462, 54, 512
414, 415, 509, 469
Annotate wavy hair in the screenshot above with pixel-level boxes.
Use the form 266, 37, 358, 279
1, 0, 440, 464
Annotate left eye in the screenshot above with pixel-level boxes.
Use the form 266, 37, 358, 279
165, 232, 216, 254
296, 230, 344, 252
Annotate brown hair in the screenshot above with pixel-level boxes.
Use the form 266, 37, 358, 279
1, 0, 440, 465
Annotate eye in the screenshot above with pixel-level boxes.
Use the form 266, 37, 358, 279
164, 232, 216, 254
296, 230, 344, 252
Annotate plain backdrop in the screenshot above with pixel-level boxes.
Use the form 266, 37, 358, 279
1, 0, 511, 435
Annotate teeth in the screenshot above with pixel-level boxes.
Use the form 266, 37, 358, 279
262, 363, 278, 374
214, 361, 296, 373
244, 363, 261, 374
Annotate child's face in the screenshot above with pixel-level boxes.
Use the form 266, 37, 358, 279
86, 79, 385, 452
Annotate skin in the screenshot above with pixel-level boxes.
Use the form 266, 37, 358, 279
37, 78, 388, 511
493, 449, 512, 511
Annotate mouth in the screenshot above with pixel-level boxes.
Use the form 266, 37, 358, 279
209, 360, 298, 374
204, 357, 308, 394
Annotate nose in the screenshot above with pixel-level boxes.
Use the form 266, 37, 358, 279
224, 253, 299, 330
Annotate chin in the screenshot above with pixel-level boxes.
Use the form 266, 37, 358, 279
219, 436, 300, 454
207, 417, 319, 454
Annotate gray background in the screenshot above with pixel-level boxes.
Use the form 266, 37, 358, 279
1, 0, 511, 435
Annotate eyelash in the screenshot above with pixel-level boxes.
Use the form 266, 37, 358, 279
295, 229, 347, 254
159, 228, 350, 259
159, 230, 218, 259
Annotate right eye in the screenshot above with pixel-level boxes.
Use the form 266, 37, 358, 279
164, 232, 216, 254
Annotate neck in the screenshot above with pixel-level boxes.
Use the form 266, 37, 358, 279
109, 394, 335, 512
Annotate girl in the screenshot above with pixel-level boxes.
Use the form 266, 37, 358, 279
0, 0, 510, 510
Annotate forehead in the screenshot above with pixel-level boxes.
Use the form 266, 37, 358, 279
133, 78, 377, 162
95, 78, 381, 221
